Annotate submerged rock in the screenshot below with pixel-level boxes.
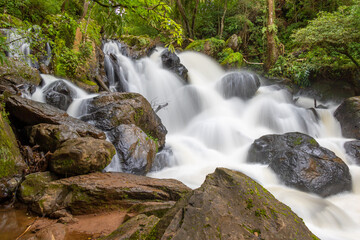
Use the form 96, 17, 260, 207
5, 95, 105, 140
43, 80, 76, 111
334, 96, 360, 139
81, 92, 167, 147
216, 71, 261, 100
50, 137, 116, 177
19, 172, 190, 216
149, 168, 318, 240
160, 49, 188, 82
247, 132, 352, 197
108, 124, 157, 175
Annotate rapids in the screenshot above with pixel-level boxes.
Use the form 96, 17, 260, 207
30, 41, 360, 240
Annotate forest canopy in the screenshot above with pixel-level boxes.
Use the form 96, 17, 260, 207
0, 0, 359, 86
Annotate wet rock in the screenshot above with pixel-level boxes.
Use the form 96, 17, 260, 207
22, 172, 190, 216
149, 168, 318, 240
108, 124, 157, 175
5, 95, 105, 140
0, 111, 27, 202
81, 92, 167, 147
0, 58, 41, 87
161, 49, 188, 82
247, 132, 352, 197
103, 214, 159, 240
27, 123, 80, 152
344, 140, 360, 165
225, 34, 240, 51
50, 137, 116, 177
334, 96, 360, 139
43, 80, 76, 111
216, 71, 261, 100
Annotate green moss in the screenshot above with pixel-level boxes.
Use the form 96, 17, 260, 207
293, 137, 303, 145
0, 112, 23, 179
220, 52, 243, 68
254, 209, 268, 218
309, 138, 317, 146
185, 38, 225, 57
246, 199, 254, 209
311, 234, 320, 240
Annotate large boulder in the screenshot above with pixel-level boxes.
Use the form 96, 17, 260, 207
0, 58, 41, 95
5, 95, 105, 140
50, 137, 116, 177
43, 80, 76, 111
18, 172, 190, 216
108, 124, 157, 175
247, 132, 352, 197
81, 92, 167, 147
103, 214, 160, 240
149, 168, 318, 240
334, 96, 360, 139
225, 34, 240, 51
160, 49, 188, 82
0, 108, 27, 202
344, 140, 360, 165
18, 172, 58, 207
27, 123, 80, 152
216, 71, 261, 100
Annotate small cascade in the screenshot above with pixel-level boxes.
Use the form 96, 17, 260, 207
4, 28, 52, 68
28, 42, 360, 240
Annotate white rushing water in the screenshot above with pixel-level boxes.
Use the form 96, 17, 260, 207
31, 41, 360, 240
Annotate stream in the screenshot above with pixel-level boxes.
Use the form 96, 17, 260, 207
12, 40, 360, 240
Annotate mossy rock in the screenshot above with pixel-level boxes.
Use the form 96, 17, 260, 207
0, 111, 26, 180
0, 58, 41, 87
146, 168, 318, 240
18, 171, 58, 203
185, 38, 225, 58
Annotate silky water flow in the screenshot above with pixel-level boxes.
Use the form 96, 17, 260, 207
30, 41, 360, 240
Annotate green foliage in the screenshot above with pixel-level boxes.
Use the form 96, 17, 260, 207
0, 35, 9, 65
0, 0, 62, 24
219, 48, 243, 68
185, 37, 225, 57
292, 1, 360, 67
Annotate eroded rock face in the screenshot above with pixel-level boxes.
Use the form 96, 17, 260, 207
50, 137, 116, 177
108, 124, 156, 175
344, 140, 360, 165
5, 95, 105, 140
43, 80, 76, 111
160, 49, 188, 82
247, 132, 352, 197
81, 92, 167, 147
18, 172, 190, 216
334, 96, 360, 139
0, 112, 27, 202
216, 72, 260, 100
27, 123, 80, 152
150, 168, 318, 240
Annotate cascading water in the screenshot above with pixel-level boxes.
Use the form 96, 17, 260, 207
4, 28, 52, 68
29, 41, 360, 240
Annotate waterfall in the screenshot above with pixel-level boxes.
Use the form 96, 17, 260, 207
4, 28, 52, 68
29, 41, 360, 240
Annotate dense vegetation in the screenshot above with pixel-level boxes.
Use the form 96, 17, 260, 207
0, 0, 359, 87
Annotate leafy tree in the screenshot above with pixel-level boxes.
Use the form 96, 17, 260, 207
91, 0, 184, 48
292, 1, 360, 67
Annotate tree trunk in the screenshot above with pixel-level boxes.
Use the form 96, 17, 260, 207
175, 0, 193, 38
190, 0, 200, 38
264, 0, 279, 72
219, 0, 227, 39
